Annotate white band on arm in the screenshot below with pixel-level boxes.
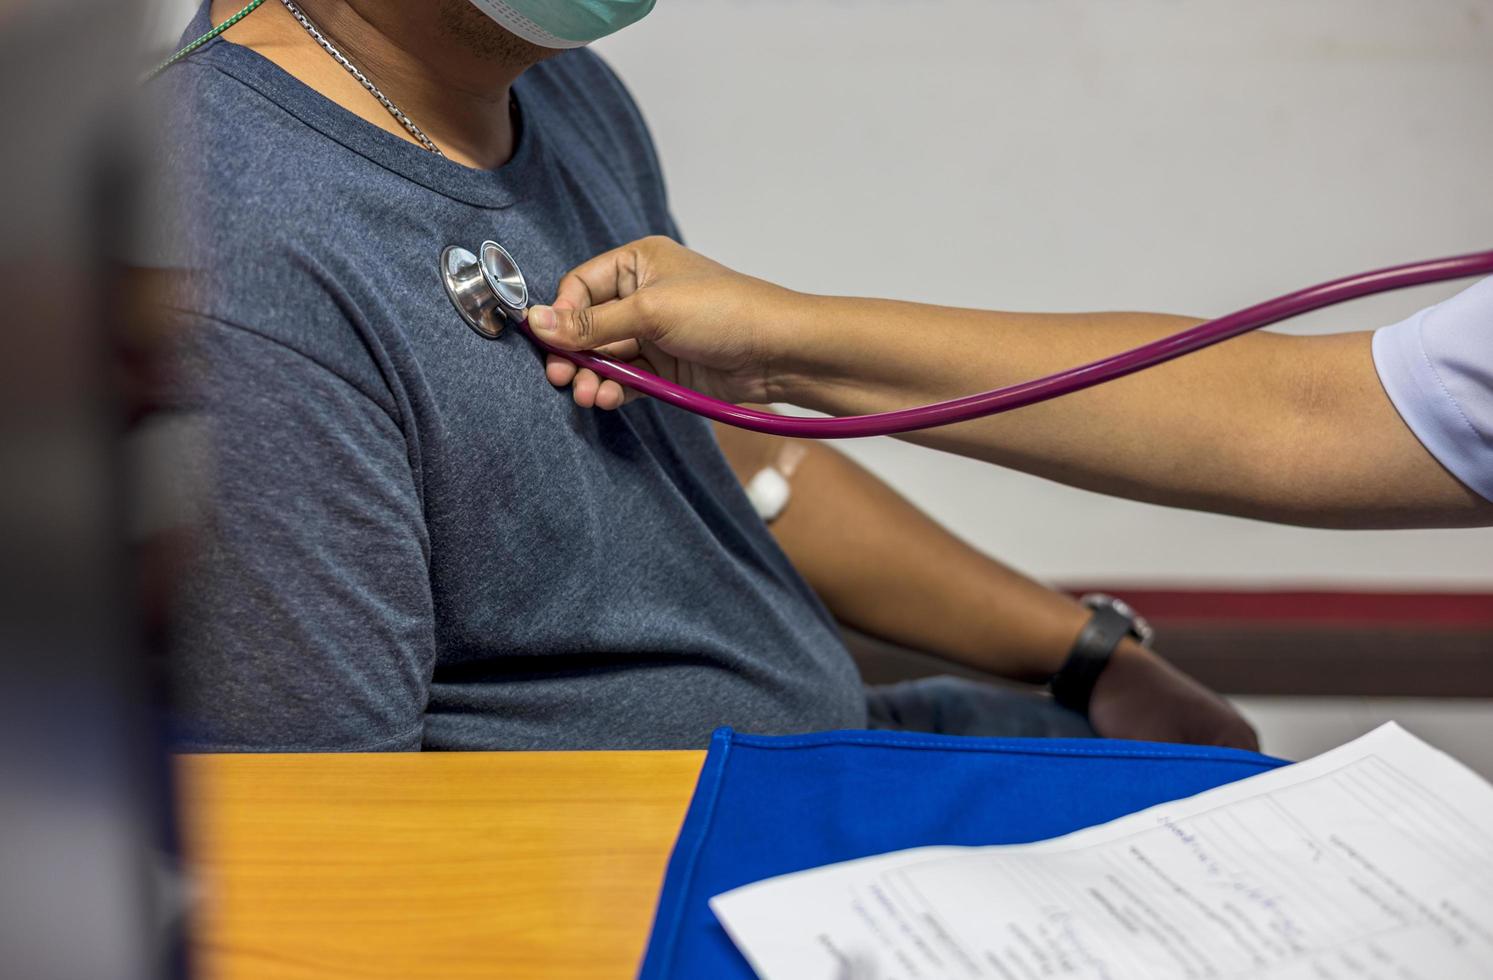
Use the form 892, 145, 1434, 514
745, 467, 793, 523
745, 442, 809, 523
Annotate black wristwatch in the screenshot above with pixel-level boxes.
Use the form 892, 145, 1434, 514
1048, 594, 1154, 716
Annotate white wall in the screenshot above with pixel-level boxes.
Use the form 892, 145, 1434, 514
596, 0, 1493, 587
153, 0, 1493, 587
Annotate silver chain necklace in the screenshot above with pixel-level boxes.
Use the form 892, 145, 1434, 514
278, 0, 445, 156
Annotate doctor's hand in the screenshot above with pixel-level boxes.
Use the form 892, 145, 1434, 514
1088, 641, 1259, 751
527, 236, 795, 409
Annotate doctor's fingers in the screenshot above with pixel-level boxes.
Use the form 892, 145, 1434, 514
567, 366, 628, 410
529, 292, 658, 351
551, 234, 683, 310
544, 352, 642, 410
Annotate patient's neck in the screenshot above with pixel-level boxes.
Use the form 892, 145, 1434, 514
214, 0, 550, 168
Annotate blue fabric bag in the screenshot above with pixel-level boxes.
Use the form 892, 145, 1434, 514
639, 727, 1287, 978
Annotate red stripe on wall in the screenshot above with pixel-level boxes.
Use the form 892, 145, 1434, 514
1060, 588, 1493, 628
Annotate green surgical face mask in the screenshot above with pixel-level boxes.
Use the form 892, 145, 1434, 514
467, 0, 657, 49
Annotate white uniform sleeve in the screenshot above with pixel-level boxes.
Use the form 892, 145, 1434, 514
1371, 276, 1493, 503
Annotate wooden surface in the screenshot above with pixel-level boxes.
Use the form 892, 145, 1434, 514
179, 750, 706, 979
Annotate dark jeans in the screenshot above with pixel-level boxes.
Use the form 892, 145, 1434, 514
865, 675, 1096, 739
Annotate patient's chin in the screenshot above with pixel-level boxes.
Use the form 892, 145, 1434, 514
436, 0, 558, 66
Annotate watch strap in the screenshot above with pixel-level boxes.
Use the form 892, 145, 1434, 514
1049, 606, 1134, 716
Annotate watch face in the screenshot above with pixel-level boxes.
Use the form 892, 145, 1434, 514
1130, 612, 1156, 647
1081, 593, 1155, 647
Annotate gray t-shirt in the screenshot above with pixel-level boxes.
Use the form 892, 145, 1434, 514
158, 7, 864, 751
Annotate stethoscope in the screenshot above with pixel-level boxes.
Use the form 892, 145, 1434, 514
442, 240, 1493, 440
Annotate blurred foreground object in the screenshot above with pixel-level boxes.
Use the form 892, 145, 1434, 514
0, 1, 183, 977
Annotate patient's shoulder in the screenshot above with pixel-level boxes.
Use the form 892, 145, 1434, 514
521, 49, 672, 207
144, 63, 403, 404
524, 47, 651, 141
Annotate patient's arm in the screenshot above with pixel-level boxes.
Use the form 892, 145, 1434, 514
170, 314, 435, 751
714, 424, 1257, 749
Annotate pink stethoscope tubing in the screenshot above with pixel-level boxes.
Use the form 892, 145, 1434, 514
515, 250, 1493, 438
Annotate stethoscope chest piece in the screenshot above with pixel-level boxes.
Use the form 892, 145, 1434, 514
441, 240, 529, 338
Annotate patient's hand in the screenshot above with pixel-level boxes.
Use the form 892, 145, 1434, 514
1088, 641, 1259, 751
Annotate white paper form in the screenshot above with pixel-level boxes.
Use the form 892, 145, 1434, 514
711, 724, 1493, 980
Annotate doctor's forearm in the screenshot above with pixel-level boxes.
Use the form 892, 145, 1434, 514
773, 298, 1304, 515
535, 239, 1486, 526
771, 297, 1481, 527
